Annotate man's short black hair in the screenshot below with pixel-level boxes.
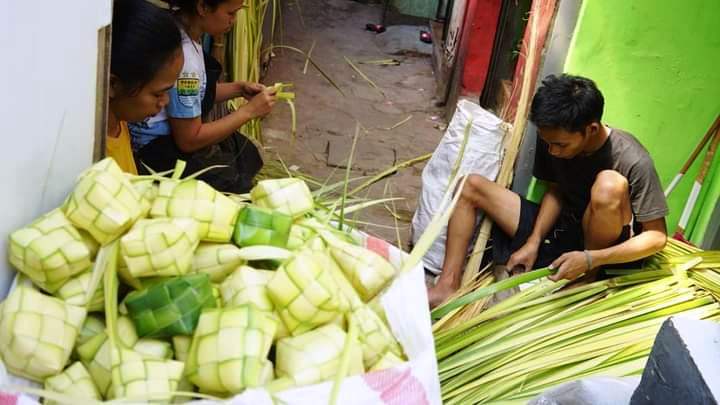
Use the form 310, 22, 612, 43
529, 74, 605, 133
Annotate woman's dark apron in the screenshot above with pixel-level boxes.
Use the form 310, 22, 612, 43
134, 52, 263, 194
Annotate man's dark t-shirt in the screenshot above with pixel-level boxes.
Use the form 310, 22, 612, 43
533, 128, 668, 224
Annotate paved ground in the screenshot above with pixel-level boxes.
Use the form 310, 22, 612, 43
261, 0, 446, 246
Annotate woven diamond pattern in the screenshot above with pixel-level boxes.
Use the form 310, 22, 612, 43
56, 270, 104, 312
251, 178, 314, 218
124, 274, 216, 337
44, 361, 101, 405
0, 286, 86, 381
64, 158, 144, 244
192, 243, 245, 283
267, 250, 344, 336
233, 205, 292, 247
9, 209, 92, 293
330, 243, 397, 302
151, 178, 241, 243
185, 306, 276, 394
275, 324, 364, 386
120, 218, 200, 278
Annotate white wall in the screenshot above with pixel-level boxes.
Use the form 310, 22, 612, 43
0, 0, 112, 298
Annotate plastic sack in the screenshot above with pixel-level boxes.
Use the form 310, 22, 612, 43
411, 99, 506, 274
0, 232, 441, 405
529, 376, 641, 405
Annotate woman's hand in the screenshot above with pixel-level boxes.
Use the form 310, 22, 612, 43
246, 87, 277, 119
238, 81, 266, 99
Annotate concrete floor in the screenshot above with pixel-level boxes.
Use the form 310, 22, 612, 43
261, 0, 445, 246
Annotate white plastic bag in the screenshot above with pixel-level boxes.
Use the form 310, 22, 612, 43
412, 99, 506, 274
0, 233, 441, 405
528, 376, 641, 405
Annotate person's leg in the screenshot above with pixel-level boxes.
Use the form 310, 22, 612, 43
429, 174, 522, 307
582, 170, 632, 249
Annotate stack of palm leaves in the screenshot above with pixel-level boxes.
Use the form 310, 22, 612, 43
433, 238, 720, 404
228, 0, 276, 143
0, 157, 413, 403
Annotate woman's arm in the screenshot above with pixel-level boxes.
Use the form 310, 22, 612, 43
170, 88, 276, 153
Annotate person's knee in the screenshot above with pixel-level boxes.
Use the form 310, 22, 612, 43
590, 170, 628, 210
460, 174, 491, 204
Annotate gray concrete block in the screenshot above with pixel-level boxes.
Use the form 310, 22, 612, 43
631, 317, 720, 405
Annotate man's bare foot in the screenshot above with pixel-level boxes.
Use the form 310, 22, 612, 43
427, 282, 458, 309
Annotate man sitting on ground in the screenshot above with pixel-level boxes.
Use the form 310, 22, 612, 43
428, 74, 668, 308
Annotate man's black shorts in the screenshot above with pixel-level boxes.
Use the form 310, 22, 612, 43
491, 198, 632, 269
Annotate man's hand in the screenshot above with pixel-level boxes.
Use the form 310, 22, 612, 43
246, 87, 277, 119
548, 251, 591, 281
238, 81, 266, 99
427, 282, 457, 309
506, 241, 540, 273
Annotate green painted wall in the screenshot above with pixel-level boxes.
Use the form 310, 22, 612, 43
562, 0, 720, 243
392, 0, 439, 19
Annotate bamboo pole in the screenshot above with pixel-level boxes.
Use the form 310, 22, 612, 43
460, 3, 542, 287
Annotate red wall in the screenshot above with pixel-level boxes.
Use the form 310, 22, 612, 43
461, 0, 502, 95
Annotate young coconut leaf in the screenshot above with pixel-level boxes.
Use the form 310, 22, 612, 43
44, 361, 101, 405
124, 273, 216, 338
76, 315, 106, 347
236, 245, 293, 262
56, 270, 104, 312
233, 205, 293, 247
267, 249, 346, 336
191, 243, 245, 283
286, 224, 317, 250
349, 305, 404, 368
8, 208, 92, 293
220, 266, 290, 340
120, 218, 200, 278
328, 241, 397, 302
251, 178, 314, 218
369, 351, 405, 372
134, 338, 174, 359
76, 317, 139, 398
185, 306, 277, 395
275, 323, 364, 387
0, 285, 86, 382
63, 158, 145, 244
103, 241, 186, 403
151, 161, 241, 243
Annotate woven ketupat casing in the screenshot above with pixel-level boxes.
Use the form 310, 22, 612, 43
109, 347, 185, 402
267, 249, 344, 336
185, 306, 276, 394
44, 361, 101, 405
275, 323, 364, 386
120, 218, 200, 278
233, 205, 292, 248
251, 178, 314, 218
63, 158, 144, 244
349, 305, 404, 368
8, 209, 92, 293
124, 274, 217, 337
151, 178, 241, 243
330, 242, 397, 302
56, 270, 104, 312
220, 266, 275, 310
0, 286, 87, 381
191, 243, 245, 283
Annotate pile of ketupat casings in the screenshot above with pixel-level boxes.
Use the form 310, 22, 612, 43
433, 238, 720, 405
0, 158, 407, 403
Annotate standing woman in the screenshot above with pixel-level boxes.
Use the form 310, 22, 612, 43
107, 0, 183, 174
130, 0, 275, 193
